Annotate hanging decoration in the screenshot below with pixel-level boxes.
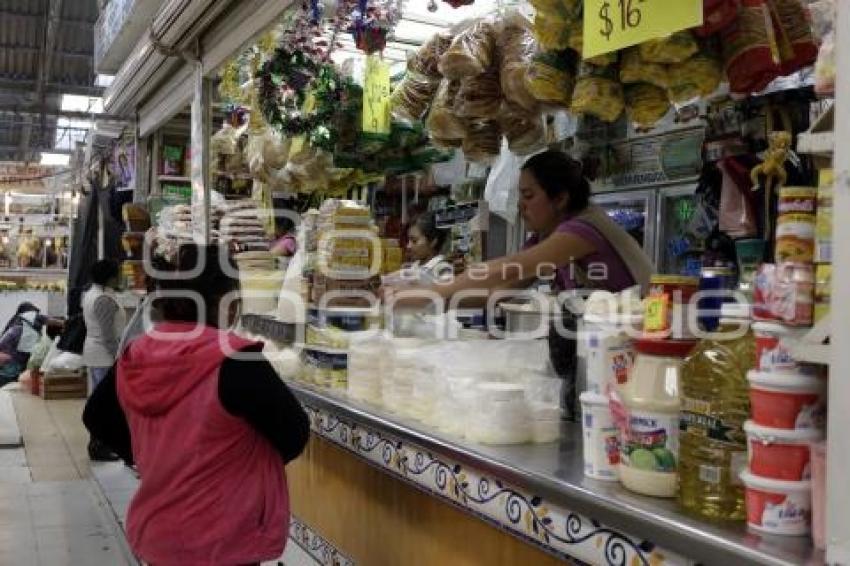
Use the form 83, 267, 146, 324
350, 0, 402, 54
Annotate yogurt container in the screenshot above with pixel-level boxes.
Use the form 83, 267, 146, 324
747, 370, 826, 430
741, 470, 812, 536
744, 420, 823, 481
752, 322, 814, 374
580, 392, 620, 481
582, 313, 640, 394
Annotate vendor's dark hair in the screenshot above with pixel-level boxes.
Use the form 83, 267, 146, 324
90, 259, 119, 287
151, 243, 239, 326
412, 211, 448, 254
522, 150, 590, 213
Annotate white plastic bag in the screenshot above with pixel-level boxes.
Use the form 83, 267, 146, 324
484, 139, 521, 224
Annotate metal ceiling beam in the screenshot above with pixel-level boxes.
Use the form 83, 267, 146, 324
0, 45, 94, 60
0, 78, 104, 97
0, 108, 126, 123
19, 0, 65, 161
0, 9, 94, 27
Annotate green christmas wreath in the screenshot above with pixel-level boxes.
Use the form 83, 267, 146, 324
257, 48, 357, 152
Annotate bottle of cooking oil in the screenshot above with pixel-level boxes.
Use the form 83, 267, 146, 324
679, 305, 754, 520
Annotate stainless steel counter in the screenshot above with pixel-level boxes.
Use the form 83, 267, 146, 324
289, 382, 821, 566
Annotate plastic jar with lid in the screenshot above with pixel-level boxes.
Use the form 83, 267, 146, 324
468, 382, 531, 445
582, 313, 641, 394
618, 338, 696, 498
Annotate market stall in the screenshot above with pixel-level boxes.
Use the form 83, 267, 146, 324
99, 0, 849, 563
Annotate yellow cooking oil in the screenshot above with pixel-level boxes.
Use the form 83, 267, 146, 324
678, 318, 754, 521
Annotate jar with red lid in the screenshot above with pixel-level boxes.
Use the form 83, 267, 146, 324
644, 275, 699, 340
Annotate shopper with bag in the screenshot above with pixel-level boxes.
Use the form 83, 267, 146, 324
83, 243, 309, 566
0, 302, 47, 386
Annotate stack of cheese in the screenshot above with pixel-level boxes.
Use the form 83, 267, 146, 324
218, 201, 269, 252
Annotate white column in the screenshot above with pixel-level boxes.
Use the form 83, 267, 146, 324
828, 3, 850, 563
190, 62, 212, 245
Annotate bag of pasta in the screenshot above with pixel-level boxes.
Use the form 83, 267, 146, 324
639, 31, 699, 63
525, 50, 577, 108
567, 26, 619, 66
499, 103, 545, 156
571, 63, 624, 122
625, 83, 671, 128
455, 72, 502, 118
409, 33, 453, 79
439, 20, 497, 80
391, 72, 439, 121
619, 47, 669, 88
667, 54, 722, 103
462, 119, 502, 163
426, 81, 467, 140
499, 15, 540, 112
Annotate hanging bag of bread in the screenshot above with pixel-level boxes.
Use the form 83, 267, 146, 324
639, 31, 700, 64
624, 84, 671, 129
409, 33, 454, 81
426, 80, 467, 145
454, 72, 502, 119
721, 0, 781, 94
525, 49, 578, 109
438, 20, 497, 80
462, 119, 502, 163
619, 47, 669, 89
667, 43, 723, 104
571, 61, 624, 123
499, 13, 540, 112
530, 0, 579, 50
499, 103, 545, 156
390, 71, 440, 122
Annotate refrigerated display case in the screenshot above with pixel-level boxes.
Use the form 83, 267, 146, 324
655, 184, 702, 276
592, 189, 656, 262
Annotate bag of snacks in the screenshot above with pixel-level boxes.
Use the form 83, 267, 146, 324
639, 31, 699, 63
619, 48, 669, 88
439, 20, 497, 80
409, 33, 453, 79
769, 0, 818, 75
499, 15, 540, 112
525, 50, 577, 108
567, 27, 619, 67
722, 0, 780, 93
462, 119, 502, 162
391, 72, 439, 121
528, 0, 580, 20
454, 72, 502, 118
426, 81, 467, 140
625, 83, 670, 127
499, 104, 545, 155
667, 54, 723, 103
533, 13, 572, 50
571, 63, 624, 123
695, 0, 739, 37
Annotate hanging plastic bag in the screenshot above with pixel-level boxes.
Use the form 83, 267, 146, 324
484, 139, 522, 223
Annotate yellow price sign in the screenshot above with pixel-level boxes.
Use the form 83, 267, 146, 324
582, 0, 703, 59
362, 54, 391, 135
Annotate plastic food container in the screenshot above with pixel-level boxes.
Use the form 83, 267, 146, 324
741, 470, 812, 536
530, 403, 562, 444
744, 420, 823, 481
747, 370, 826, 430
580, 392, 620, 482
752, 322, 814, 374
644, 275, 699, 340
469, 383, 531, 445
582, 313, 640, 395
811, 441, 827, 550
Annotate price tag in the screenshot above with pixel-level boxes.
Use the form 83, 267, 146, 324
643, 293, 670, 333
582, 0, 703, 59
362, 54, 391, 135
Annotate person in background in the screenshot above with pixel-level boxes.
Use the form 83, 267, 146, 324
399, 211, 452, 284
83, 243, 309, 566
82, 259, 126, 461
0, 303, 46, 386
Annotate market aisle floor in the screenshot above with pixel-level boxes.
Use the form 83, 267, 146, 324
0, 389, 135, 565
6, 389, 316, 566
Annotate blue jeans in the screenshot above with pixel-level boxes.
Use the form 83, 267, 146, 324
88, 366, 110, 394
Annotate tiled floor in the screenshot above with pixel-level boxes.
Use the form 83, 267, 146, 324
0, 388, 134, 565
4, 386, 316, 566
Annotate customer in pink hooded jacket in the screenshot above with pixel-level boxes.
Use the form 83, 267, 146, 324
83, 243, 309, 566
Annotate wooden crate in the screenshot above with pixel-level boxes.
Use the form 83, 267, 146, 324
40, 371, 87, 400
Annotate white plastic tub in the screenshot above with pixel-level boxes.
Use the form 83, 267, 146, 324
741, 470, 812, 536
580, 391, 620, 482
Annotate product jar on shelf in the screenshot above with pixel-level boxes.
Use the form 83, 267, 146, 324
618, 338, 696, 498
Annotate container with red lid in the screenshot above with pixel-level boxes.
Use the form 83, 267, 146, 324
741, 470, 812, 536
747, 370, 826, 430
644, 275, 699, 340
744, 420, 822, 481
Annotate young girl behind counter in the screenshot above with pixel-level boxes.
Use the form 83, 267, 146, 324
382, 150, 653, 305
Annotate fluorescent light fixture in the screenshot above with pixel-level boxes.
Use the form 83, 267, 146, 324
95, 74, 114, 87
60, 94, 103, 113
40, 153, 70, 166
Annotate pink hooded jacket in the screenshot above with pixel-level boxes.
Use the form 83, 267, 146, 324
117, 322, 289, 565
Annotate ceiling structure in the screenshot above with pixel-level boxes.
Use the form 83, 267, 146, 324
0, 0, 104, 164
